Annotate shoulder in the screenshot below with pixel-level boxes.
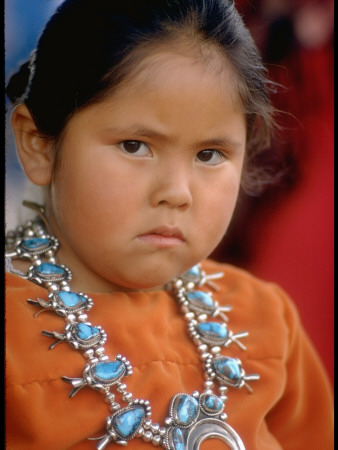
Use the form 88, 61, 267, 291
201, 259, 302, 361
202, 258, 298, 318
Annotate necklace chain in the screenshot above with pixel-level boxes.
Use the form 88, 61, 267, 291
6, 212, 259, 449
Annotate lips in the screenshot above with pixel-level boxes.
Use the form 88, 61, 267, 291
146, 226, 185, 239
137, 226, 185, 247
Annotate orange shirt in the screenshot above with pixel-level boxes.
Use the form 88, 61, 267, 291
5, 260, 333, 449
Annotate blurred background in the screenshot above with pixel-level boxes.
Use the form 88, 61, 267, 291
5, 0, 334, 386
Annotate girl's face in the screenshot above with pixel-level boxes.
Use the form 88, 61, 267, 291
47, 50, 246, 292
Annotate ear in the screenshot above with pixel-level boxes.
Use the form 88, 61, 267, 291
11, 104, 54, 186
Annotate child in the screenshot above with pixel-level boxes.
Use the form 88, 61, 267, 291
5, 0, 333, 449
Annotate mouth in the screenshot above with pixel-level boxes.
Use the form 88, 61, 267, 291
137, 226, 185, 247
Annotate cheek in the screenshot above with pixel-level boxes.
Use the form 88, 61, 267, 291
197, 174, 241, 238
51, 157, 146, 237
203, 170, 241, 213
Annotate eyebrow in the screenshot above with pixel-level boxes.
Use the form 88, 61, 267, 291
102, 125, 242, 148
197, 137, 243, 149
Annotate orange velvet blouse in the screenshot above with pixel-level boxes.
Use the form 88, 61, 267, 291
6, 260, 333, 449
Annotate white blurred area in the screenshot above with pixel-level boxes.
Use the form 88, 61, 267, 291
5, 0, 63, 232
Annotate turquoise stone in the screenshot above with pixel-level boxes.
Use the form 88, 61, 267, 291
212, 357, 241, 382
187, 291, 214, 308
114, 406, 145, 438
93, 361, 125, 381
203, 394, 223, 412
175, 394, 199, 425
57, 291, 86, 308
196, 322, 228, 339
75, 323, 99, 340
171, 427, 185, 450
36, 262, 66, 277
186, 265, 200, 277
22, 237, 50, 250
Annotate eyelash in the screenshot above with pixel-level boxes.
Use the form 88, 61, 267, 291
195, 149, 226, 165
118, 140, 151, 156
118, 140, 227, 166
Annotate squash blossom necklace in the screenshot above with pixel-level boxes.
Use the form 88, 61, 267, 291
6, 202, 259, 450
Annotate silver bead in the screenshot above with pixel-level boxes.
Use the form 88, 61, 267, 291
33, 257, 42, 265
151, 423, 160, 434
197, 344, 208, 353
136, 427, 144, 437
95, 347, 105, 356
49, 283, 59, 292
152, 435, 163, 446
204, 389, 213, 395
219, 386, 228, 394
105, 393, 115, 403
185, 312, 195, 320
143, 419, 152, 429
211, 346, 221, 354
83, 349, 94, 359
123, 392, 133, 402
143, 431, 153, 442
117, 383, 127, 393
66, 314, 76, 323
197, 314, 208, 322
77, 313, 88, 322
204, 380, 214, 389
174, 279, 183, 288
159, 427, 167, 437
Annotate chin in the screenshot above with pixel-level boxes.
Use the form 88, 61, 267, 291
120, 271, 180, 291
125, 278, 170, 291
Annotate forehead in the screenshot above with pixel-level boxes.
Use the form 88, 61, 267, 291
59, 43, 246, 153
109, 40, 243, 111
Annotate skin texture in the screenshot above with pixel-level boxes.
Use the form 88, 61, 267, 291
14, 50, 247, 292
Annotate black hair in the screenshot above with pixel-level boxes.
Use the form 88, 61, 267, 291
6, 0, 277, 194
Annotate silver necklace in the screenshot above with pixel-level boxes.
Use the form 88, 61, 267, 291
6, 203, 259, 450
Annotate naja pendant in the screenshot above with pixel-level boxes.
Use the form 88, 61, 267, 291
163, 392, 245, 450
186, 418, 245, 449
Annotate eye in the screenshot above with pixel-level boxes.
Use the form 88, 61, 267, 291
118, 140, 151, 156
196, 149, 226, 165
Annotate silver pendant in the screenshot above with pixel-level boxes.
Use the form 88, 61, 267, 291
186, 417, 245, 450
164, 392, 245, 450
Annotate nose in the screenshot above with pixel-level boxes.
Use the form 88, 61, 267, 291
149, 163, 193, 209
